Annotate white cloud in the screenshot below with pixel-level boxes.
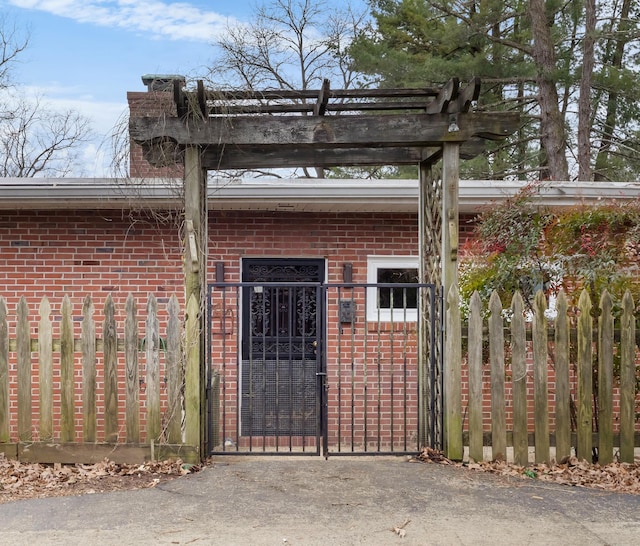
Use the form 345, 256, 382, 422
23, 83, 127, 134
8, 0, 237, 41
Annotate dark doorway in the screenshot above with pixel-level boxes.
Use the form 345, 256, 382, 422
240, 259, 325, 437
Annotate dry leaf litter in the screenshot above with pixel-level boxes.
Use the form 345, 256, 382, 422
416, 447, 640, 494
0, 453, 200, 504
2, 448, 639, 505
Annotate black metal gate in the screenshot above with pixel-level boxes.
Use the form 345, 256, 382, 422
207, 271, 441, 456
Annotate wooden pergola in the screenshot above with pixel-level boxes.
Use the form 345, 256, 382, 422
129, 77, 519, 453
130, 77, 518, 293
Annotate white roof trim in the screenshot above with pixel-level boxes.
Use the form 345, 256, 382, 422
0, 178, 638, 213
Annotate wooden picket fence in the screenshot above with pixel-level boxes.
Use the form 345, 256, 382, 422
445, 287, 639, 465
0, 293, 201, 464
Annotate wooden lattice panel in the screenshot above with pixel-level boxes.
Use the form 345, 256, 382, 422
419, 165, 444, 449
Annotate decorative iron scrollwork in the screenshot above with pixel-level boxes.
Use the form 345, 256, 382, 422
244, 260, 322, 360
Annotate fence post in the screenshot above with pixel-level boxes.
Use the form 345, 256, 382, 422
533, 290, 549, 463
61, 295, 75, 443
598, 290, 614, 465
619, 290, 635, 463
17, 297, 31, 442
0, 298, 8, 443
82, 296, 96, 443
166, 295, 183, 444
444, 285, 462, 460
38, 297, 53, 441
146, 294, 161, 444
576, 289, 593, 462
185, 293, 201, 452
104, 295, 118, 443
467, 291, 483, 462
554, 291, 571, 462
125, 294, 140, 443
489, 291, 506, 461
511, 291, 528, 466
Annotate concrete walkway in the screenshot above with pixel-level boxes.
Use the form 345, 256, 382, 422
1, 456, 639, 545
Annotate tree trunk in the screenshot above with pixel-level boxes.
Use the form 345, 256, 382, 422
577, 0, 596, 181
594, 0, 632, 181
529, 0, 569, 180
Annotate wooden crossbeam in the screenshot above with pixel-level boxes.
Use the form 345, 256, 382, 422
131, 112, 519, 149
204, 146, 425, 169
177, 79, 484, 118
201, 141, 486, 170
192, 82, 448, 118
206, 100, 440, 115
201, 86, 441, 101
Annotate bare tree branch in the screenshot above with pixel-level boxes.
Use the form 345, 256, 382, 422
0, 92, 92, 177
0, 15, 28, 91
209, 0, 370, 178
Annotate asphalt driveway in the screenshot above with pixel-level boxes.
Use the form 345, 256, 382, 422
1, 456, 639, 545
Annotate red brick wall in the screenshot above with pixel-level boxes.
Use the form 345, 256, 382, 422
206, 210, 419, 282
2, 205, 637, 449
5, 206, 422, 319
0, 210, 184, 443
1, 208, 423, 446
0, 210, 184, 316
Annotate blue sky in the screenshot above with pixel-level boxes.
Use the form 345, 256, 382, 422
2, 0, 365, 176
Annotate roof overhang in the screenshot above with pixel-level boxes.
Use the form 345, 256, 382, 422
0, 178, 638, 214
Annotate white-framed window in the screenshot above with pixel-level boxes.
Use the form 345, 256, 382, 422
366, 256, 419, 322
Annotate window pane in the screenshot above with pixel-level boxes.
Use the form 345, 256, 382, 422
376, 268, 418, 309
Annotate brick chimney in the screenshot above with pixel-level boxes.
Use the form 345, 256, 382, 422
127, 74, 186, 178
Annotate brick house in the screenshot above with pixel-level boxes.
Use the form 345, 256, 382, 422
0, 79, 638, 461
2, 170, 638, 458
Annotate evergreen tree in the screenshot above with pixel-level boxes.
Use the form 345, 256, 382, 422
349, 0, 640, 181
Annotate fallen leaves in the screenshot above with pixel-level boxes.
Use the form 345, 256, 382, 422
4, 446, 639, 507
415, 448, 640, 494
0, 453, 201, 504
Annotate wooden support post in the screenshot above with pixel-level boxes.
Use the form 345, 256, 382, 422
442, 142, 461, 458
184, 146, 204, 305
445, 285, 463, 460
183, 145, 207, 458
185, 294, 201, 448
441, 142, 460, 300
417, 163, 428, 448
